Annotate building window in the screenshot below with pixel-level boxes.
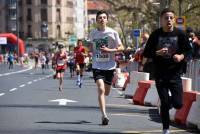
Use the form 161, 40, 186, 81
66, 17, 73, 23
41, 8, 47, 21
27, 25, 32, 37
41, 0, 47, 4
56, 0, 61, 5
57, 25, 61, 38
27, 8, 32, 21
9, 9, 17, 20
26, 0, 32, 5
9, 20, 16, 31
66, 1, 73, 8
56, 8, 61, 22
18, 0, 22, 6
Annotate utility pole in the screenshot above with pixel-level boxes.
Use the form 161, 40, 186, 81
160, 0, 169, 10
16, 0, 20, 58
178, 0, 183, 16
158, 0, 170, 27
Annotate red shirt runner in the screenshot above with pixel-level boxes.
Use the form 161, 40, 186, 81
74, 46, 85, 64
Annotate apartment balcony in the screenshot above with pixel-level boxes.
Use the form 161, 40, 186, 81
8, 3, 17, 9
9, 15, 17, 20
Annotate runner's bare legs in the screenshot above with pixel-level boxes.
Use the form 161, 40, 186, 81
96, 79, 112, 118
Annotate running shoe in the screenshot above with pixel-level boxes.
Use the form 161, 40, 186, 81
79, 82, 82, 88
163, 129, 170, 134
59, 86, 62, 91
102, 117, 109, 125
53, 74, 56, 79
76, 80, 80, 86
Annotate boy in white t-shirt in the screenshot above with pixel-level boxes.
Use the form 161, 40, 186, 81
89, 10, 124, 125
39, 52, 46, 74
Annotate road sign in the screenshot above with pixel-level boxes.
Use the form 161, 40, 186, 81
131, 29, 141, 49
132, 29, 141, 37
69, 35, 77, 45
175, 16, 186, 30
176, 18, 184, 24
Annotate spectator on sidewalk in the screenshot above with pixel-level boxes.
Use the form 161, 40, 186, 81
34, 52, 39, 69
139, 32, 155, 79
39, 52, 46, 74
89, 10, 124, 125
191, 31, 200, 59
140, 8, 192, 134
8, 52, 14, 69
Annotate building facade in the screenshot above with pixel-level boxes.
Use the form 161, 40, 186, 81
0, 0, 87, 52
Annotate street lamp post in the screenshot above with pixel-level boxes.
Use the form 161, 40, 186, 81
153, 0, 170, 28
16, 0, 19, 58
178, 0, 183, 16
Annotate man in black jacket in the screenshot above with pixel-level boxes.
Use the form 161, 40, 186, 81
140, 8, 192, 134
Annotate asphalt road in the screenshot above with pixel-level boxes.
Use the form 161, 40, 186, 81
0, 63, 199, 134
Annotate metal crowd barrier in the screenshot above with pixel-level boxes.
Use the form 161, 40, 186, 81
185, 60, 200, 92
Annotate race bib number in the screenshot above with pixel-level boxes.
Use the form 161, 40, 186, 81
57, 59, 65, 66
93, 36, 111, 62
95, 53, 110, 62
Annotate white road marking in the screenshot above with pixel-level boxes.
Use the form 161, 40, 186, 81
0, 67, 32, 77
111, 113, 149, 118
19, 84, 25, 88
27, 81, 32, 84
0, 74, 51, 97
0, 93, 5, 96
49, 99, 77, 106
4, 73, 10, 76
122, 129, 189, 133
9, 88, 17, 92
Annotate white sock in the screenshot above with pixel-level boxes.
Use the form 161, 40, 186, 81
77, 75, 80, 82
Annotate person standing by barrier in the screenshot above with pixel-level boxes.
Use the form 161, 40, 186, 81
192, 31, 200, 59
53, 44, 67, 91
34, 52, 39, 70
74, 39, 86, 88
140, 32, 155, 80
68, 52, 75, 78
140, 8, 192, 134
89, 10, 124, 125
8, 52, 14, 69
39, 52, 46, 74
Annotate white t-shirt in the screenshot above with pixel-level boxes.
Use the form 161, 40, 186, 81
40, 55, 46, 64
89, 27, 122, 70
